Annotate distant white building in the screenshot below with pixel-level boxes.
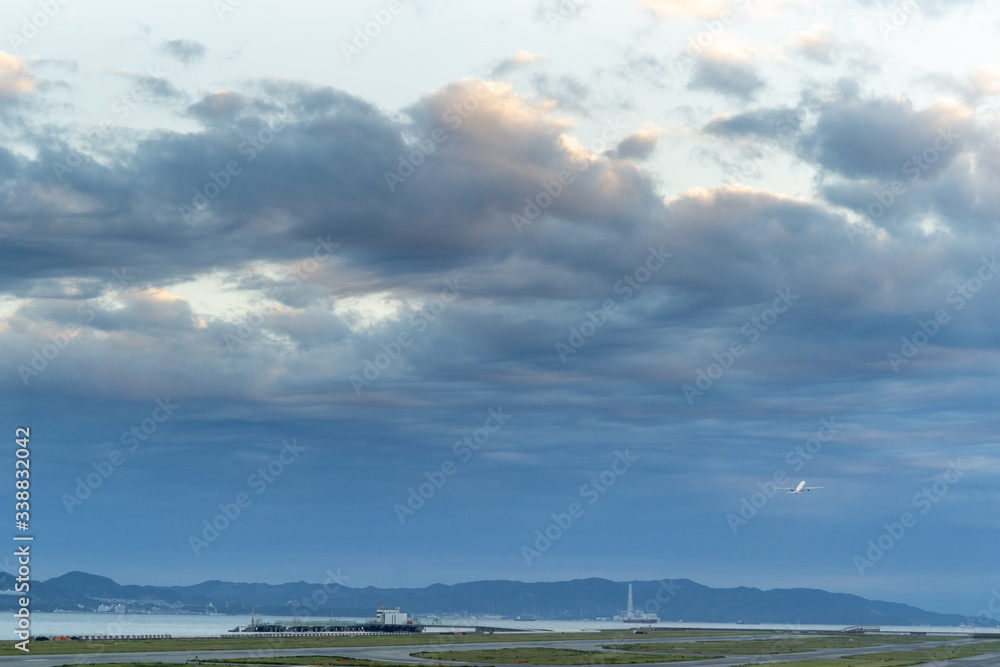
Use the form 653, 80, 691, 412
376, 606, 407, 625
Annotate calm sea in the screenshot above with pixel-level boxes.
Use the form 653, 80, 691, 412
6, 613, 999, 641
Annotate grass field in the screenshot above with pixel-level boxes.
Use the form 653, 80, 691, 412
605, 635, 944, 655
412, 647, 718, 664
0, 630, 738, 657
55, 663, 437, 667
50, 664, 198, 667
840, 640, 1000, 662
727, 661, 922, 667
15, 632, 996, 666
197, 657, 443, 666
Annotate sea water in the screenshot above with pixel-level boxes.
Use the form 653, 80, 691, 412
5, 612, 999, 641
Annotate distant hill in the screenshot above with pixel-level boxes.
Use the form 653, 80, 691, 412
4, 570, 993, 627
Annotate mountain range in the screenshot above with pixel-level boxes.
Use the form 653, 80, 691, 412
3, 571, 993, 627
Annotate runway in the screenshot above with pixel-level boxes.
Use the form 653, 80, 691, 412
4, 635, 999, 667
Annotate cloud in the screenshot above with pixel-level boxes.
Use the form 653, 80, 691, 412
114, 68, 185, 101
687, 50, 765, 101
529, 73, 592, 114
852, 0, 979, 14
534, 0, 588, 24
26, 56, 78, 73
186, 91, 255, 122
969, 67, 1000, 97
786, 26, 841, 64
0, 52, 36, 98
1, 72, 997, 449
797, 89, 974, 181
0, 77, 668, 315
639, 0, 729, 18
95, 288, 200, 334
162, 39, 207, 65
617, 49, 673, 91
703, 106, 802, 138
640, 0, 796, 18
924, 66, 1000, 103
613, 122, 663, 160
492, 50, 549, 77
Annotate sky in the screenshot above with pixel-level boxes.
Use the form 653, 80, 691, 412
1, 0, 999, 619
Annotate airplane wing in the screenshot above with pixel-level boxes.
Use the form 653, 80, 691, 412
801, 486, 823, 491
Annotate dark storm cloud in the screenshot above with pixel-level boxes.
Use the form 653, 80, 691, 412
0, 76, 685, 411
696, 83, 992, 241
796, 85, 974, 181
0, 77, 667, 316
687, 51, 765, 102
6, 74, 1000, 460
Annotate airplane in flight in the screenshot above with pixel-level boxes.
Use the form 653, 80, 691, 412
780, 480, 823, 494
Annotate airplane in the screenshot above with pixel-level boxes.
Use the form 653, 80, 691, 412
779, 480, 823, 494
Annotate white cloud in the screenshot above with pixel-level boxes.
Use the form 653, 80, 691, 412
0, 52, 36, 97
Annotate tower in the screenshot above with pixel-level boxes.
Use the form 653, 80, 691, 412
627, 584, 634, 617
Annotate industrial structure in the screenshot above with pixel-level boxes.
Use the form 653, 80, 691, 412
234, 605, 422, 634
614, 584, 659, 623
